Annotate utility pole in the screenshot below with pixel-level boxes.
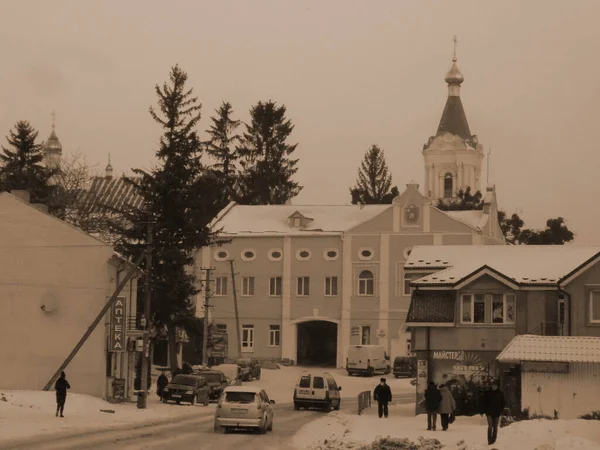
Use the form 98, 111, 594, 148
139, 220, 153, 409
201, 268, 214, 366
228, 259, 242, 358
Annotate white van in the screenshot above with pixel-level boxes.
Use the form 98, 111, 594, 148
346, 345, 391, 376
293, 371, 341, 412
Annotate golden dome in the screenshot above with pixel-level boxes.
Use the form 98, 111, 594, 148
444, 58, 464, 85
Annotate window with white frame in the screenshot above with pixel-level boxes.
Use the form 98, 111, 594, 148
269, 325, 281, 347
297, 276, 310, 296
215, 276, 228, 296
358, 270, 374, 296
590, 290, 600, 323
461, 293, 516, 324
242, 276, 255, 296
241, 325, 254, 352
269, 277, 282, 296
325, 276, 338, 296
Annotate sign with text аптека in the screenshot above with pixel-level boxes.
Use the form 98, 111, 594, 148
109, 296, 127, 352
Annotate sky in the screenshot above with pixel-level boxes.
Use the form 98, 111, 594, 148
0, 0, 599, 244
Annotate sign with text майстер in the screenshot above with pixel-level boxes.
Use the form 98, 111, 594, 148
109, 296, 127, 352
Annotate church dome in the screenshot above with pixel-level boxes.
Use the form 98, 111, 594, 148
444, 59, 464, 85
44, 129, 62, 152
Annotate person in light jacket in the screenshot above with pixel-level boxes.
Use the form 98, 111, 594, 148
438, 384, 456, 431
54, 371, 70, 418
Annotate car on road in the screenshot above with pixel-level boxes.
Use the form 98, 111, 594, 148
214, 386, 275, 434
346, 345, 391, 376
235, 358, 261, 381
293, 371, 341, 412
161, 374, 210, 405
392, 356, 417, 378
194, 369, 230, 400
212, 363, 243, 385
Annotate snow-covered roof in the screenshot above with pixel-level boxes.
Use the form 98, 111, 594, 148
444, 210, 488, 230
210, 204, 391, 235
406, 245, 600, 287
497, 335, 600, 364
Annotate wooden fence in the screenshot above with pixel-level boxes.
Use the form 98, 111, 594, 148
358, 390, 372, 415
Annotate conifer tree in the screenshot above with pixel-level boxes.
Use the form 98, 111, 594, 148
349, 144, 399, 204
237, 100, 301, 205
113, 65, 220, 371
0, 121, 56, 206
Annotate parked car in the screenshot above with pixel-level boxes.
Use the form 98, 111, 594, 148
214, 386, 275, 434
161, 374, 210, 406
195, 370, 230, 400
213, 363, 243, 385
293, 371, 341, 412
346, 345, 391, 376
236, 358, 261, 381
393, 356, 417, 378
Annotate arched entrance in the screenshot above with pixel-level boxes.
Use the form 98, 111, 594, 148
296, 320, 338, 367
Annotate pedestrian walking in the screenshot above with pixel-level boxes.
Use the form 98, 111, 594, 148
424, 381, 442, 431
54, 371, 70, 418
373, 378, 393, 418
438, 384, 456, 431
482, 381, 506, 445
157, 370, 169, 400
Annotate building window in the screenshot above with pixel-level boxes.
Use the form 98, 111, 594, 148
215, 276, 228, 296
216, 323, 227, 332
242, 276, 255, 297
444, 173, 453, 198
361, 326, 371, 345
241, 249, 256, 262
325, 276, 338, 296
269, 325, 281, 347
241, 325, 254, 352
403, 247, 413, 259
403, 272, 412, 296
558, 296, 566, 335
214, 249, 229, 261
461, 293, 516, 324
269, 277, 282, 296
324, 248, 339, 261
590, 290, 600, 323
297, 276, 310, 296
296, 248, 312, 261
358, 270, 374, 296
359, 248, 374, 261
268, 249, 283, 261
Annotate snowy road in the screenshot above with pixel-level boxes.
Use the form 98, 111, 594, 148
11, 394, 414, 450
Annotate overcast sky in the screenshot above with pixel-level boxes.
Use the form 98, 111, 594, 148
1, 0, 598, 244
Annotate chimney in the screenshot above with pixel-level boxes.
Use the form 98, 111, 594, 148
11, 190, 31, 203
32, 204, 49, 214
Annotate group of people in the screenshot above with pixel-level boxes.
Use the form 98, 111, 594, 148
423, 380, 506, 445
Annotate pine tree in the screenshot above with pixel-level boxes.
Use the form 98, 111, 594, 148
205, 102, 241, 209
237, 100, 302, 205
349, 145, 399, 204
0, 121, 56, 206
113, 65, 221, 371
436, 187, 483, 211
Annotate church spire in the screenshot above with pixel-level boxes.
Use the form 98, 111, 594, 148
105, 154, 114, 180
44, 110, 62, 169
436, 36, 471, 140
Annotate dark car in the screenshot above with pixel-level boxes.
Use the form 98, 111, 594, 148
393, 356, 417, 378
236, 358, 261, 381
196, 370, 229, 400
161, 374, 210, 405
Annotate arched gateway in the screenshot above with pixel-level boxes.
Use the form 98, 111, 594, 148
295, 320, 338, 367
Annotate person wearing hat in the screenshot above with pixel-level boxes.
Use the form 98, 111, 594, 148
373, 378, 392, 418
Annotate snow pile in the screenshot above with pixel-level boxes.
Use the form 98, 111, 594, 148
293, 403, 600, 450
0, 389, 215, 444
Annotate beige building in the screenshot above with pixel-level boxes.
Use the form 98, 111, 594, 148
196, 55, 505, 368
0, 191, 141, 400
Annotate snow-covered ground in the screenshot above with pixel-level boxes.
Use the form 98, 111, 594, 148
293, 403, 600, 450
0, 366, 411, 445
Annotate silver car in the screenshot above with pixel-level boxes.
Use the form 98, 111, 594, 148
214, 386, 275, 434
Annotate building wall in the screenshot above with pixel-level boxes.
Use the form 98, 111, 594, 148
565, 261, 600, 337
0, 195, 117, 398
521, 363, 600, 419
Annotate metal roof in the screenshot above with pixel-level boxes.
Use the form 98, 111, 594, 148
497, 335, 600, 364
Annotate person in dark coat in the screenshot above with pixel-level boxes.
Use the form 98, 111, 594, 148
373, 378, 392, 418
156, 370, 169, 400
482, 381, 506, 445
424, 381, 442, 431
54, 371, 70, 418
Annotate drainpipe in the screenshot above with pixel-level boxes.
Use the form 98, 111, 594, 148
557, 286, 571, 336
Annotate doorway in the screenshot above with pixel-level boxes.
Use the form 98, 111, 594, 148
296, 321, 338, 367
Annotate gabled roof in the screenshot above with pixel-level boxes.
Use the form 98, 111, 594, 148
436, 96, 471, 140
406, 245, 600, 287
497, 335, 600, 364
406, 290, 456, 325
79, 176, 144, 214
210, 203, 392, 235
